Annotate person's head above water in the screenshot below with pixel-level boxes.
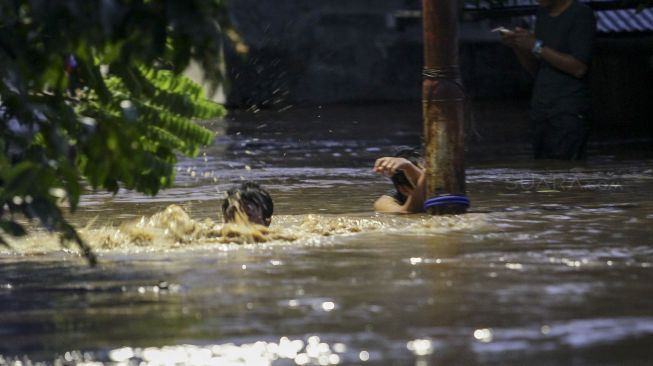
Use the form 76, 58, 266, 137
390, 147, 423, 200
372, 146, 426, 213
221, 182, 274, 226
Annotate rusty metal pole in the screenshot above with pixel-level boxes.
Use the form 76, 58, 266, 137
422, 0, 469, 215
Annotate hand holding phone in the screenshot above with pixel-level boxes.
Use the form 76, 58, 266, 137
491, 26, 514, 34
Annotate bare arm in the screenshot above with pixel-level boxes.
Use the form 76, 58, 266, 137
401, 172, 426, 213
501, 29, 538, 77
503, 28, 588, 79
372, 177, 426, 214
373, 157, 422, 186
539, 46, 588, 78
373, 157, 426, 213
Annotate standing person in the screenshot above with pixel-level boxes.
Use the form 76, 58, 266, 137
501, 0, 596, 160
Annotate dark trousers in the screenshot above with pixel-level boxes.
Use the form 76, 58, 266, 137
531, 112, 590, 160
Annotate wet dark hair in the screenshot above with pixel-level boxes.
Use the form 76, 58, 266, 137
221, 182, 274, 226
390, 147, 423, 204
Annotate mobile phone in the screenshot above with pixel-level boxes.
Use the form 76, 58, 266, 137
491, 27, 513, 34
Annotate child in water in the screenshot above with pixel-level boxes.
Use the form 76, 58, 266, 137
373, 147, 426, 213
221, 182, 274, 226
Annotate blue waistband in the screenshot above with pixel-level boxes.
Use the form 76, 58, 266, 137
423, 195, 470, 210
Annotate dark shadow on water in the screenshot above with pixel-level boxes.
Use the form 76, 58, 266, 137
222, 100, 653, 165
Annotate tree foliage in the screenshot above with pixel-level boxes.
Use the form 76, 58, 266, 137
0, 0, 230, 263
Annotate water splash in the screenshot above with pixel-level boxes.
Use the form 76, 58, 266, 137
1, 205, 489, 255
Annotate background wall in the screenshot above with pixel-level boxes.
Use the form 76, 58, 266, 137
224, 0, 653, 141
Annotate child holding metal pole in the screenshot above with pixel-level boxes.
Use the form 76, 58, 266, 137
373, 148, 427, 213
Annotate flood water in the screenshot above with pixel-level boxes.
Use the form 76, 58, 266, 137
1, 103, 652, 365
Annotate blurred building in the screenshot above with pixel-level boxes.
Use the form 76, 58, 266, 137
224, 0, 653, 140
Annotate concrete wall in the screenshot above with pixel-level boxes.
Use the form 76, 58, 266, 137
224, 0, 534, 107
225, 0, 415, 106
224, 1, 653, 139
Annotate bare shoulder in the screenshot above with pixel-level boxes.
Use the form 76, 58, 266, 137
374, 195, 407, 213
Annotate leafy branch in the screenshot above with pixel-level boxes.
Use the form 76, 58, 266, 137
0, 0, 231, 263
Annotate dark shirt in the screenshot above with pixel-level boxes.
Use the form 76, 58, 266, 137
531, 1, 596, 120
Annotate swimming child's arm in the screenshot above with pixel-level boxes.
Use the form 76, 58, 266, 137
373, 157, 422, 186
373, 173, 426, 213
401, 172, 426, 213
373, 157, 426, 213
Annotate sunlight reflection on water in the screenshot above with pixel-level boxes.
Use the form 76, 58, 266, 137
5, 316, 653, 366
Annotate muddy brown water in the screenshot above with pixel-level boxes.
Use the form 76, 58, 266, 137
1, 103, 652, 365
